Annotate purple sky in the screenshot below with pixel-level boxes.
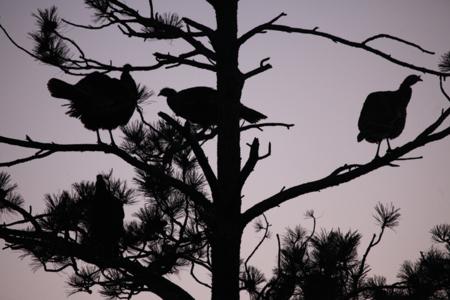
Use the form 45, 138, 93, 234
1, 0, 450, 299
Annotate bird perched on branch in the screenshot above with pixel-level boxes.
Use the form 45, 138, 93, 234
158, 87, 267, 128
47, 64, 144, 145
86, 175, 124, 257
357, 75, 422, 158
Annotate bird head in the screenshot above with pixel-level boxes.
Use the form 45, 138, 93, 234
95, 175, 107, 191
158, 87, 177, 98
123, 64, 132, 72
402, 75, 422, 87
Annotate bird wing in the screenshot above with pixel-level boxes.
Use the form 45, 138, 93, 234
240, 104, 267, 123
358, 91, 399, 131
173, 87, 218, 125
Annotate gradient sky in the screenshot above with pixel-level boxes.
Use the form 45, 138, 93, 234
1, 1, 450, 299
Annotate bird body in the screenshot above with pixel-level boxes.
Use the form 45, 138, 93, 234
357, 75, 422, 157
47, 65, 138, 143
87, 175, 124, 257
159, 86, 267, 127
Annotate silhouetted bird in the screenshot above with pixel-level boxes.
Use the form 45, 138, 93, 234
47, 64, 139, 144
158, 87, 267, 127
357, 75, 422, 157
87, 175, 124, 257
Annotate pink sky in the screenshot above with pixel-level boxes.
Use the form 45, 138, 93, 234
1, 1, 450, 299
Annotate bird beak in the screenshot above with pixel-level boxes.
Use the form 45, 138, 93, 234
418, 76, 423, 81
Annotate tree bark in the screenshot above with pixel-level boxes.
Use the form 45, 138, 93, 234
210, 2, 244, 300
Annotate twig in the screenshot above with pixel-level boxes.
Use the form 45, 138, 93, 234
239, 12, 287, 46
0, 150, 55, 167
148, 0, 154, 19
244, 214, 270, 271
0, 24, 41, 60
362, 34, 435, 55
62, 18, 124, 30
264, 24, 449, 77
241, 139, 271, 188
190, 262, 212, 289
244, 57, 273, 79
440, 76, 450, 102
182, 18, 214, 36
240, 122, 295, 132
154, 52, 216, 71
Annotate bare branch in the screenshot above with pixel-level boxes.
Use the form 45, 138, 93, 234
62, 18, 124, 30
264, 24, 449, 76
190, 262, 212, 289
241, 138, 260, 187
0, 150, 54, 167
242, 107, 450, 225
244, 214, 270, 270
240, 122, 295, 132
244, 57, 272, 80
362, 34, 435, 55
154, 52, 216, 71
242, 21, 450, 77
0, 24, 42, 61
240, 139, 271, 187
440, 77, 450, 102
148, 0, 154, 19
239, 13, 287, 46
182, 17, 214, 36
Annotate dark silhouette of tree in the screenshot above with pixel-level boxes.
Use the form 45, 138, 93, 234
239, 203, 400, 300
365, 224, 450, 300
0, 1, 450, 300
357, 75, 422, 158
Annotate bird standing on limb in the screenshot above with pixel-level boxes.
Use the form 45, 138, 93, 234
357, 75, 422, 158
158, 86, 267, 128
47, 64, 143, 145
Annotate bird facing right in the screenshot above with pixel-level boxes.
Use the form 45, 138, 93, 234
357, 75, 422, 158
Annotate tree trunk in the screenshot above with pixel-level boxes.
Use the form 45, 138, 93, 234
210, 223, 243, 300
211, 2, 244, 300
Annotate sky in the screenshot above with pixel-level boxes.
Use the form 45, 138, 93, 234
1, 0, 450, 299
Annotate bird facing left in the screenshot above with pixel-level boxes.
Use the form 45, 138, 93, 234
47, 64, 144, 145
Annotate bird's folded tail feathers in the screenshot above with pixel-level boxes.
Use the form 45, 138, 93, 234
241, 105, 267, 123
47, 78, 76, 100
357, 132, 364, 142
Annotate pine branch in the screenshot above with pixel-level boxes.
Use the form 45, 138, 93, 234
158, 112, 218, 197
0, 136, 213, 219
0, 227, 195, 300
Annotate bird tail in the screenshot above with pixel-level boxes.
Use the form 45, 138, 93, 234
357, 132, 364, 142
241, 105, 267, 123
47, 78, 76, 100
